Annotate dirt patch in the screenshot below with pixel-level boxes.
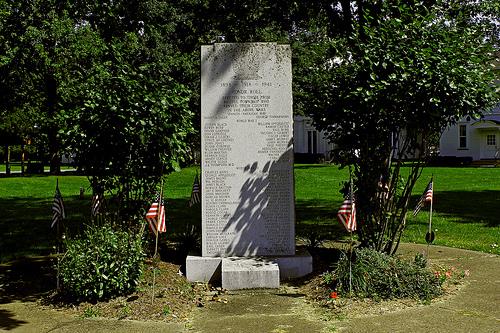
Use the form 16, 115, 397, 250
296, 256, 470, 321
38, 260, 228, 322
1, 244, 470, 325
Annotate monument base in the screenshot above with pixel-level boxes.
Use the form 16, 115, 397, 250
185, 249, 313, 290
222, 258, 280, 290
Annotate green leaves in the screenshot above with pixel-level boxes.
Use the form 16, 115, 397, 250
303, 0, 498, 254
60, 223, 145, 302
331, 248, 442, 300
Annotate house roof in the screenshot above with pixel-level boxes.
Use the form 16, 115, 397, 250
475, 103, 500, 126
491, 102, 500, 114
480, 114, 500, 125
472, 113, 500, 129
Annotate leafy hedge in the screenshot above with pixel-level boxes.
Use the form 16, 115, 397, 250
325, 248, 442, 300
60, 224, 145, 301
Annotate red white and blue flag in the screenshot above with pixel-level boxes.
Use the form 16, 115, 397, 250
51, 180, 65, 228
337, 189, 357, 232
146, 192, 166, 235
413, 179, 433, 216
189, 173, 201, 207
91, 192, 103, 217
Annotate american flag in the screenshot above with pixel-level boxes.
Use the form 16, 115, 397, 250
378, 175, 390, 200
413, 179, 433, 216
337, 189, 357, 232
91, 192, 103, 217
145, 192, 166, 235
51, 180, 65, 228
189, 173, 201, 207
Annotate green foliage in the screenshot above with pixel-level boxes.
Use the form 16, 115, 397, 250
171, 223, 202, 257
0, 0, 105, 172
55, 2, 195, 224
118, 303, 132, 319
413, 252, 427, 269
306, 0, 498, 254
327, 248, 442, 300
82, 306, 100, 318
1, 0, 195, 217
299, 227, 328, 251
60, 223, 145, 302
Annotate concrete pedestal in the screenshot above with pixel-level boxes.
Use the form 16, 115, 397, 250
222, 258, 279, 290
185, 249, 312, 290
185, 256, 222, 284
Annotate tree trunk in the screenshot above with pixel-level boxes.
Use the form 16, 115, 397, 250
5, 144, 10, 176
21, 143, 25, 175
46, 71, 60, 175
49, 130, 60, 174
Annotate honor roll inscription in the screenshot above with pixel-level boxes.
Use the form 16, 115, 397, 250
201, 43, 294, 257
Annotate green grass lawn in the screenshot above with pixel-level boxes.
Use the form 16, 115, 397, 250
0, 165, 498, 262
0, 163, 75, 173
402, 167, 500, 254
0, 176, 90, 262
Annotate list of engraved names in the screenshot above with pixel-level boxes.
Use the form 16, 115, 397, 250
201, 43, 294, 257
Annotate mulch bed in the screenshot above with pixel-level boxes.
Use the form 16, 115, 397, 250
1, 245, 467, 322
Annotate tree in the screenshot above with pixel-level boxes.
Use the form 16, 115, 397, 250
58, 1, 194, 226
0, 0, 103, 173
306, 0, 498, 253
1, 0, 195, 225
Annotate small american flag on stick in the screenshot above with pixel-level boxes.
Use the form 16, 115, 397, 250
51, 180, 65, 228
413, 179, 433, 216
337, 188, 356, 232
145, 192, 166, 235
91, 192, 103, 217
189, 173, 201, 207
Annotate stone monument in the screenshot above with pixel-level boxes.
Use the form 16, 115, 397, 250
186, 43, 312, 289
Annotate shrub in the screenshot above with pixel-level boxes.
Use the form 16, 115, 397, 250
172, 223, 201, 256
60, 224, 145, 301
327, 248, 442, 300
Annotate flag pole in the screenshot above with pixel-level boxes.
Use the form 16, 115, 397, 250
348, 168, 353, 296
154, 177, 163, 258
152, 177, 163, 304
56, 178, 61, 290
426, 177, 434, 259
349, 230, 353, 296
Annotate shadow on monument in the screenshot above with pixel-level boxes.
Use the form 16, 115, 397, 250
203, 43, 275, 117
222, 141, 294, 256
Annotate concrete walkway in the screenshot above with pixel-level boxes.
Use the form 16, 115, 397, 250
1, 244, 498, 333
333, 244, 500, 333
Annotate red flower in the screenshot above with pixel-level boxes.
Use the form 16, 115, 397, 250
329, 291, 338, 299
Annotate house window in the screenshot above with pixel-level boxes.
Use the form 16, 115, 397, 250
307, 130, 318, 154
486, 134, 496, 146
459, 125, 467, 148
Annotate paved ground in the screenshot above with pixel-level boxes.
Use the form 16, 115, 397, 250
1, 244, 499, 333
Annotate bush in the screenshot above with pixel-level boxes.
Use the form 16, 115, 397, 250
60, 224, 145, 301
327, 248, 442, 300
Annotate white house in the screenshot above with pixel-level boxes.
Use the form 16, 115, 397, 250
293, 116, 415, 161
293, 115, 334, 160
440, 105, 500, 161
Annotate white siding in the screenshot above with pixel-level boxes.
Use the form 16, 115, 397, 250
294, 116, 307, 153
293, 116, 334, 155
440, 116, 496, 161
